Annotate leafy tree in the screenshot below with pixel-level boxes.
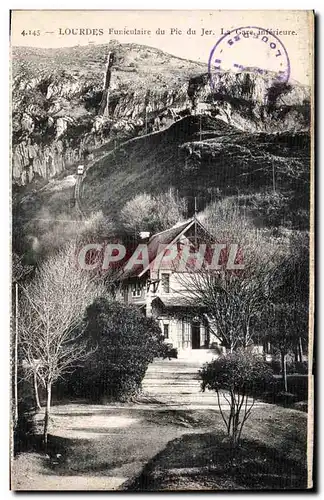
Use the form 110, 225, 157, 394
264, 232, 309, 390
265, 303, 306, 391
200, 350, 273, 448
72, 298, 165, 401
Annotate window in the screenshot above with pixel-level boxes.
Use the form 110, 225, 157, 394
132, 283, 142, 297
161, 273, 170, 293
163, 324, 169, 339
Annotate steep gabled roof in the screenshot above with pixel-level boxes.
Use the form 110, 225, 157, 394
120, 217, 214, 280
143, 219, 194, 264
119, 219, 193, 280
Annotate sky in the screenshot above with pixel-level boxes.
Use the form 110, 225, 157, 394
11, 10, 313, 85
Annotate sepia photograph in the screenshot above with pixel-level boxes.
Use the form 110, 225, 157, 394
10, 9, 314, 491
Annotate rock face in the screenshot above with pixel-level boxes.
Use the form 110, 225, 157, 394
12, 42, 310, 185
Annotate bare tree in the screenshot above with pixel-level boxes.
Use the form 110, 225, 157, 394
120, 190, 187, 234
176, 230, 287, 352
197, 197, 252, 242
19, 242, 107, 446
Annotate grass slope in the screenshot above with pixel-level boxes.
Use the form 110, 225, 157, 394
126, 405, 307, 491
82, 115, 310, 227
12, 403, 307, 491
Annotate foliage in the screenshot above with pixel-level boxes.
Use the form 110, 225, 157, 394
248, 191, 291, 228
292, 361, 308, 375
267, 358, 281, 375
200, 350, 273, 447
266, 304, 300, 355
158, 343, 178, 359
24, 208, 116, 260
71, 298, 165, 401
267, 82, 292, 108
266, 359, 308, 377
274, 391, 298, 405
262, 232, 309, 390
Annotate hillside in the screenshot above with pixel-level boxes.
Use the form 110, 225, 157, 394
12, 42, 311, 261
12, 42, 310, 187
82, 115, 310, 229
12, 42, 205, 185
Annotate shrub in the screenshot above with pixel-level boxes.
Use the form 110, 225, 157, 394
266, 359, 308, 376
286, 360, 308, 375
267, 358, 281, 374
286, 360, 297, 374
68, 299, 165, 402
159, 343, 178, 359
200, 350, 273, 448
294, 401, 308, 413
256, 375, 308, 406
275, 391, 298, 405
295, 361, 308, 374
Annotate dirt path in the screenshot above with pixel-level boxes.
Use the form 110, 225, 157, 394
12, 402, 215, 491
12, 359, 273, 491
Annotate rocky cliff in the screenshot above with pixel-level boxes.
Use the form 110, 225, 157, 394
12, 42, 310, 186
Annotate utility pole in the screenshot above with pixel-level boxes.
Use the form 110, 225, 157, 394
272, 161, 276, 194
199, 115, 202, 142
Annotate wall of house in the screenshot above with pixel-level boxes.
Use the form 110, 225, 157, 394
158, 316, 211, 351
121, 279, 147, 306
158, 317, 182, 350
151, 269, 197, 302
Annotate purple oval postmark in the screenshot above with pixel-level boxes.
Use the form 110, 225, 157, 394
208, 26, 290, 88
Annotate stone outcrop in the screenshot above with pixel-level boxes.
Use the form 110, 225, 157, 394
12, 43, 310, 186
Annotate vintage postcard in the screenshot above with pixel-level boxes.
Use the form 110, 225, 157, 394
10, 9, 314, 491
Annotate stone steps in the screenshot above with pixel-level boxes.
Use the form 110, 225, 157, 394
142, 359, 219, 406
142, 358, 267, 409
177, 349, 218, 363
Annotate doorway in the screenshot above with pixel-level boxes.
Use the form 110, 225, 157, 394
191, 322, 200, 349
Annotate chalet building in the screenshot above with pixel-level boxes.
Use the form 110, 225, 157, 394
118, 218, 224, 359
